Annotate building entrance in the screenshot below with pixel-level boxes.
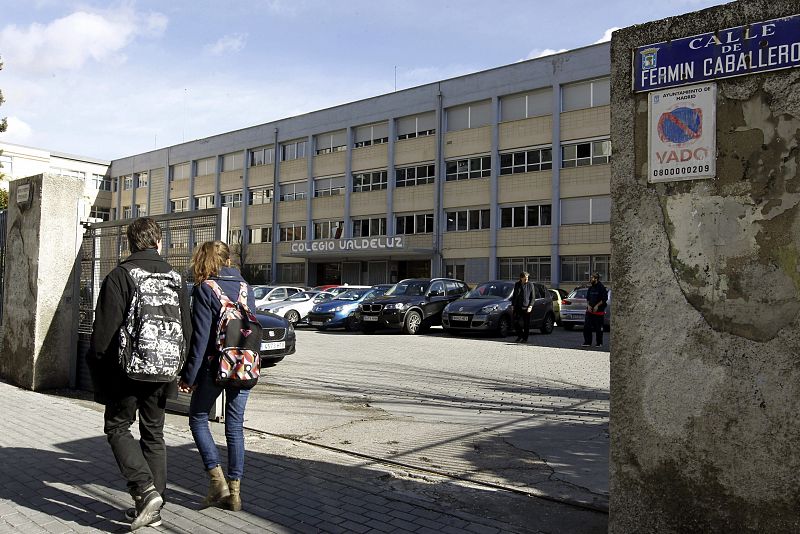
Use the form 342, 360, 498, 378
312, 262, 342, 286
398, 260, 430, 280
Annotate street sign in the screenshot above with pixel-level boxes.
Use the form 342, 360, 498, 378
633, 14, 800, 92
648, 83, 716, 183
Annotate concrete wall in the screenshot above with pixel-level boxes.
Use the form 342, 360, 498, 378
610, 1, 800, 531
0, 174, 84, 390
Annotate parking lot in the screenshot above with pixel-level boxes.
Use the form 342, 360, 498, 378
243, 325, 610, 514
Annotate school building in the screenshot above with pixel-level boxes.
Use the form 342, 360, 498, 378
108, 42, 611, 289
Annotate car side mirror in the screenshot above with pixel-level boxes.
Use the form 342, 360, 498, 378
429, 290, 444, 298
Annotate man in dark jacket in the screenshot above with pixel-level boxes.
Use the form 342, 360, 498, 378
88, 217, 192, 531
511, 271, 534, 342
583, 272, 608, 347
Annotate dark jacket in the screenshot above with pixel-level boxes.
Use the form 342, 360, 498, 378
586, 282, 608, 312
181, 267, 256, 387
512, 281, 534, 309
88, 248, 193, 404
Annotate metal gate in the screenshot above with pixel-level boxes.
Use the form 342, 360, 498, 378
76, 208, 228, 415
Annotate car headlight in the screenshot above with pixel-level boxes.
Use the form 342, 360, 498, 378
480, 304, 500, 313
287, 321, 295, 334
332, 305, 344, 312
386, 303, 406, 310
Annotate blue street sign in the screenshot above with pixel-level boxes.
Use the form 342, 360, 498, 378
633, 15, 800, 92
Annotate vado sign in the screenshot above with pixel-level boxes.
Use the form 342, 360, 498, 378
648, 82, 716, 183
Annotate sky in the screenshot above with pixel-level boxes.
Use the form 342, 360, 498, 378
0, 0, 730, 161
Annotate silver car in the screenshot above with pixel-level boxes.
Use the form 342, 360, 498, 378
559, 287, 611, 331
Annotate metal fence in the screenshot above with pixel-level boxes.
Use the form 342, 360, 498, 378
0, 210, 5, 323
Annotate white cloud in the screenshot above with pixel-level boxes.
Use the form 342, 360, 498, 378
522, 48, 568, 61
205, 33, 248, 56
3, 116, 34, 141
0, 6, 167, 74
594, 27, 620, 44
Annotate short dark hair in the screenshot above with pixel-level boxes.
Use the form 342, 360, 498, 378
519, 271, 529, 278
127, 217, 162, 252
591, 272, 601, 280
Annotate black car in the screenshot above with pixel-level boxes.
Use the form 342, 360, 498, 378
256, 311, 296, 366
442, 280, 555, 337
357, 278, 469, 335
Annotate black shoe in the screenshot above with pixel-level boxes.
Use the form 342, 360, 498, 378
581, 343, 591, 347
130, 486, 163, 531
125, 508, 162, 527
521, 338, 528, 343
514, 337, 522, 342
595, 343, 603, 347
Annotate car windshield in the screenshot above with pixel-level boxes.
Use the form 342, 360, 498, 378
288, 291, 316, 301
253, 287, 275, 299
465, 282, 514, 299
385, 281, 430, 296
335, 289, 368, 301
568, 288, 588, 299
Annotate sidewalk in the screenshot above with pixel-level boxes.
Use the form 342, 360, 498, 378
0, 379, 606, 533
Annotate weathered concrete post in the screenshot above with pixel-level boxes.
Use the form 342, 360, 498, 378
0, 174, 85, 390
610, 2, 800, 531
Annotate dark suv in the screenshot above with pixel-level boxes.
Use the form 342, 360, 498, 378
358, 278, 469, 334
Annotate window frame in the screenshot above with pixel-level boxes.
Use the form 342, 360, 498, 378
445, 156, 491, 181
445, 208, 491, 232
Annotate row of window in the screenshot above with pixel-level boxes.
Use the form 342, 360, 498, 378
496, 254, 610, 283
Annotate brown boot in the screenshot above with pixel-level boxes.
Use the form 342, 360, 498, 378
225, 478, 241, 511
202, 466, 230, 508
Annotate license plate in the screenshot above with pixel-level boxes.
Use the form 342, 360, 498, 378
566, 314, 580, 320
260, 341, 286, 351
451, 315, 469, 321
310, 321, 323, 326
363, 315, 378, 322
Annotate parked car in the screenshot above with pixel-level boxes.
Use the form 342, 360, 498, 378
253, 285, 304, 308
255, 311, 297, 366
559, 287, 612, 331
357, 278, 469, 335
307, 284, 393, 331
442, 280, 555, 337
258, 290, 335, 325
326, 285, 371, 297
311, 284, 339, 292
548, 288, 569, 324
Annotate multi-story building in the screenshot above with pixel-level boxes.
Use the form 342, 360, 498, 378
0, 141, 113, 222
108, 42, 611, 288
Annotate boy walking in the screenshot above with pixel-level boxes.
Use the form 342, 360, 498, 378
88, 217, 192, 530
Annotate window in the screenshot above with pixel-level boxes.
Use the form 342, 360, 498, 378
170, 198, 189, 213
446, 209, 490, 231
498, 256, 551, 283
249, 146, 274, 167
352, 217, 386, 237
228, 228, 242, 245
500, 88, 552, 121
314, 176, 345, 197
353, 170, 387, 192
222, 152, 243, 171
396, 213, 434, 235
561, 139, 611, 168
560, 255, 594, 283
221, 191, 243, 208
500, 204, 552, 228
135, 172, 148, 188
314, 220, 343, 240
171, 162, 190, 181
281, 139, 307, 161
89, 207, 110, 221
249, 226, 273, 244
396, 164, 435, 187
445, 156, 491, 181
248, 186, 273, 205
279, 222, 307, 242
122, 206, 133, 218
196, 157, 216, 176
278, 263, 305, 284
561, 78, 610, 112
446, 100, 492, 131
52, 168, 85, 179
242, 263, 272, 284
354, 123, 389, 148
397, 112, 436, 140
91, 174, 112, 191
194, 194, 215, 210
499, 147, 552, 175
122, 175, 134, 190
279, 182, 307, 202
560, 196, 611, 224
444, 261, 465, 281
315, 131, 347, 155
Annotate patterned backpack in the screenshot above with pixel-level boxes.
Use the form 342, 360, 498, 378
118, 264, 186, 382
205, 279, 263, 389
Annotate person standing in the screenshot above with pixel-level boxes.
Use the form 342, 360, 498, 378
88, 217, 192, 531
179, 241, 257, 512
511, 271, 534, 342
582, 272, 608, 347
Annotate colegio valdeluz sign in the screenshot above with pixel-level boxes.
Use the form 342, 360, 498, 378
634, 14, 800, 92
290, 236, 406, 254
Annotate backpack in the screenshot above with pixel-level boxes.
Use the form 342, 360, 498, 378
118, 263, 186, 382
205, 279, 263, 389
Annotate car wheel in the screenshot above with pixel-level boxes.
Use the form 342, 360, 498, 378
540, 313, 555, 334
563, 324, 574, 331
285, 310, 300, 325
497, 316, 512, 338
344, 315, 360, 332
404, 310, 423, 335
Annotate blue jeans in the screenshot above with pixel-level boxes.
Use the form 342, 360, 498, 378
188, 368, 251, 480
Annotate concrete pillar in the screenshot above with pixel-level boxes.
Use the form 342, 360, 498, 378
0, 174, 85, 390
610, 2, 800, 531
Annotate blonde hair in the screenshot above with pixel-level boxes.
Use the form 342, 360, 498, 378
191, 240, 231, 284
